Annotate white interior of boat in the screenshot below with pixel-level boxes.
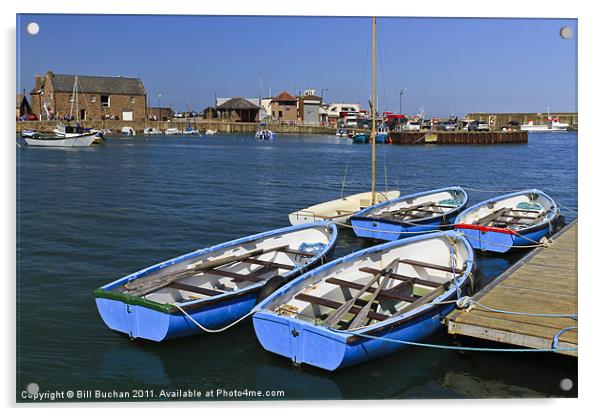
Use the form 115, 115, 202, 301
267, 235, 471, 330
121, 226, 333, 304
288, 190, 401, 225
455, 192, 555, 231
361, 189, 465, 222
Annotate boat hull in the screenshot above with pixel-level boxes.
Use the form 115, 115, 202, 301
350, 187, 468, 241
453, 189, 559, 253
253, 301, 455, 371
24, 135, 97, 147
352, 134, 369, 143
252, 231, 474, 371
288, 190, 401, 225
94, 221, 338, 342
351, 215, 448, 241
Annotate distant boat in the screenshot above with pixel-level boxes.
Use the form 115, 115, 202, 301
164, 128, 182, 136
252, 229, 475, 371
256, 129, 276, 140
21, 130, 41, 139
520, 107, 569, 132
205, 129, 217, 135
182, 128, 201, 136
454, 189, 559, 253
336, 128, 347, 137
351, 132, 370, 144
350, 187, 468, 241
26, 76, 103, 147
375, 125, 390, 143
121, 127, 136, 136
144, 127, 162, 135
289, 190, 400, 225
23, 134, 100, 147
94, 222, 338, 342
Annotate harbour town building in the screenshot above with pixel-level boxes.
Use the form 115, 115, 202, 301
29, 70, 147, 122
16, 94, 33, 119
297, 89, 323, 125
467, 112, 578, 129
215, 97, 260, 122
270, 91, 297, 123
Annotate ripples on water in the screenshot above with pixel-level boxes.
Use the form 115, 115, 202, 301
16, 132, 577, 400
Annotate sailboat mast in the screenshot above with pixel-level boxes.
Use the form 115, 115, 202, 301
371, 16, 377, 205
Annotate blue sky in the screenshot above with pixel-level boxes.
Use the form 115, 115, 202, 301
16, 14, 577, 117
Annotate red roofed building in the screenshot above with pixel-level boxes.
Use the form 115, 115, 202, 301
271, 91, 297, 123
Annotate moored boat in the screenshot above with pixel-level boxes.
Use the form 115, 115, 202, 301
164, 128, 182, 136
350, 187, 468, 241
252, 230, 475, 371
256, 129, 276, 141
94, 221, 338, 342
205, 129, 217, 135
23, 133, 100, 147
289, 190, 400, 225
453, 189, 559, 253
352, 132, 370, 144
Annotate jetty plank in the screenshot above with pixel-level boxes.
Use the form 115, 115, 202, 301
446, 220, 578, 356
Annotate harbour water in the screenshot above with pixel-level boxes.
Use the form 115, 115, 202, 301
16, 132, 578, 400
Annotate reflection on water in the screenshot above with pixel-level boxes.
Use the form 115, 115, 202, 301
17, 132, 577, 400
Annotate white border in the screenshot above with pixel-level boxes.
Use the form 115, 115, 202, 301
3, 0, 599, 414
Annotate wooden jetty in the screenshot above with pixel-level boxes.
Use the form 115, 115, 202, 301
390, 130, 528, 145
446, 220, 577, 356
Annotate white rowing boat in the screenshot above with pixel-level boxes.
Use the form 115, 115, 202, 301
289, 190, 400, 225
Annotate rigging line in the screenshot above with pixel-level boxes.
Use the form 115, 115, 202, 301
376, 28, 389, 112
357, 30, 370, 106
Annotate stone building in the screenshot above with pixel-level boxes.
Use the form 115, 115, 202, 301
29, 70, 147, 121
147, 106, 173, 121
270, 91, 297, 123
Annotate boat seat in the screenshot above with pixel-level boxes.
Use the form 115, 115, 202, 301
399, 258, 464, 274
241, 258, 295, 270
359, 267, 443, 288
295, 293, 388, 321
168, 282, 223, 297
325, 277, 417, 303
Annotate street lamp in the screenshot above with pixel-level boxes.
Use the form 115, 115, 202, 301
399, 89, 406, 114
158, 94, 163, 122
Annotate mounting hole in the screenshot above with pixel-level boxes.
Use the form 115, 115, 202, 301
559, 26, 572, 39
26, 22, 40, 35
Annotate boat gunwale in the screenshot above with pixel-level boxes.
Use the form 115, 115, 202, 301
350, 186, 469, 226
93, 221, 338, 314
254, 231, 474, 343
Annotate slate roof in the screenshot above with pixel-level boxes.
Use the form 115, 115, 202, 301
31, 73, 146, 95
216, 97, 259, 110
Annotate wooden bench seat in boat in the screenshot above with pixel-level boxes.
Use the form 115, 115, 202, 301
168, 282, 224, 297
208, 265, 276, 283
295, 293, 389, 322
399, 258, 464, 274
241, 258, 295, 270
280, 248, 314, 257
325, 277, 417, 303
359, 267, 441, 288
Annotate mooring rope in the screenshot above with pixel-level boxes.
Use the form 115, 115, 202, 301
170, 303, 256, 333
331, 328, 577, 353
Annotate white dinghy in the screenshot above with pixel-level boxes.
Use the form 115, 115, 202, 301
289, 190, 400, 225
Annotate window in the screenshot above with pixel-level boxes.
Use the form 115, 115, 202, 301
91, 95, 96, 103
101, 95, 110, 107
130, 97, 136, 104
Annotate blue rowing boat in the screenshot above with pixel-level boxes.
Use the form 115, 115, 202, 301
350, 186, 468, 241
252, 231, 475, 371
454, 189, 559, 253
94, 221, 338, 342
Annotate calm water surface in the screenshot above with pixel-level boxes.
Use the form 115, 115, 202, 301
16, 132, 578, 401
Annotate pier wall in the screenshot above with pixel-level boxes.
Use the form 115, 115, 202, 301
389, 131, 528, 145
15, 120, 338, 135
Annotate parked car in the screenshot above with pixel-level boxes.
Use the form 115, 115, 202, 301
173, 112, 184, 118
467, 121, 490, 132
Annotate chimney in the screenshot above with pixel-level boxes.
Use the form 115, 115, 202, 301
34, 74, 41, 92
